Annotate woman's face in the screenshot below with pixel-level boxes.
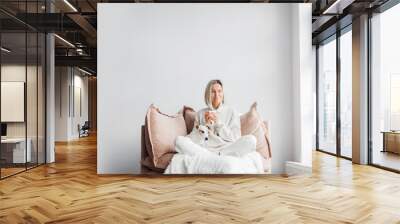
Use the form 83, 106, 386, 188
211, 83, 223, 108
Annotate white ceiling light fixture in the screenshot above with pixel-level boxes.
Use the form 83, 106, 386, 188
54, 34, 75, 48
78, 67, 93, 76
63, 0, 78, 12
76, 48, 86, 56
1, 47, 11, 53
322, 0, 355, 15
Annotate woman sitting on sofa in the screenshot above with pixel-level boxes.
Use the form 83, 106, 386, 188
175, 79, 257, 157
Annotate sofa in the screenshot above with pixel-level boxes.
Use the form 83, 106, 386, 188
140, 103, 272, 174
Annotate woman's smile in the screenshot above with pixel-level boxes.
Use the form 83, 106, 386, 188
211, 83, 223, 109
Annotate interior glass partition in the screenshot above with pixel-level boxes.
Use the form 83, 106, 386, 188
0, 1, 46, 179
0, 31, 28, 177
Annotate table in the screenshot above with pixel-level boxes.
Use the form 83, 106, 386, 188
381, 131, 400, 154
1, 138, 32, 164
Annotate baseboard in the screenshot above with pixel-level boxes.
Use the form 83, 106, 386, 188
285, 161, 312, 175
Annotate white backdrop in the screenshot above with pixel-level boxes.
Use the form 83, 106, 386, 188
98, 3, 312, 174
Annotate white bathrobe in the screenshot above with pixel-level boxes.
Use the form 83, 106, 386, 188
196, 104, 241, 144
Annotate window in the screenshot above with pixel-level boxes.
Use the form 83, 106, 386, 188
370, 3, 400, 171
318, 37, 337, 154
390, 74, 400, 130
317, 26, 353, 159
340, 29, 352, 158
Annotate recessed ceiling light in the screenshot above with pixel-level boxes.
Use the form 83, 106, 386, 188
63, 0, 78, 12
54, 34, 75, 48
1, 47, 11, 53
78, 67, 93, 76
322, 0, 355, 15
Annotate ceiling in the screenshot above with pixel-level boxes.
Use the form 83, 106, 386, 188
0, 0, 394, 75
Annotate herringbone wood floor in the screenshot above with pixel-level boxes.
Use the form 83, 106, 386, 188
1, 135, 400, 224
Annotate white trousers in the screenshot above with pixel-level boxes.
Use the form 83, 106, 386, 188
175, 135, 257, 157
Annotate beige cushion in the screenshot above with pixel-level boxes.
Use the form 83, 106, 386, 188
146, 104, 187, 167
240, 102, 272, 160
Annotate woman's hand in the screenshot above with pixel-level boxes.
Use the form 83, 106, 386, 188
205, 111, 217, 125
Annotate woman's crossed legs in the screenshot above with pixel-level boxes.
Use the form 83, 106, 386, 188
218, 135, 257, 157
175, 135, 257, 157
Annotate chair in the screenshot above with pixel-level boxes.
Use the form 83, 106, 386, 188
79, 121, 90, 138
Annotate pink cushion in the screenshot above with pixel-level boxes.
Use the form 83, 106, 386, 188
240, 102, 272, 160
146, 104, 187, 167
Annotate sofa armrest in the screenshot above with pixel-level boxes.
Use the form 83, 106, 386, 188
141, 125, 148, 161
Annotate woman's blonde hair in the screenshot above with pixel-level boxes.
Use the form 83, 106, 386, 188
204, 79, 224, 109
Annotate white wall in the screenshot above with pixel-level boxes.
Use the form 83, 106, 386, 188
55, 67, 70, 141
71, 72, 89, 138
312, 45, 317, 151
291, 4, 313, 167
55, 67, 89, 141
98, 3, 312, 174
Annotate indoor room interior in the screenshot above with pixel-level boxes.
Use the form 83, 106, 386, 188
0, 0, 400, 223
